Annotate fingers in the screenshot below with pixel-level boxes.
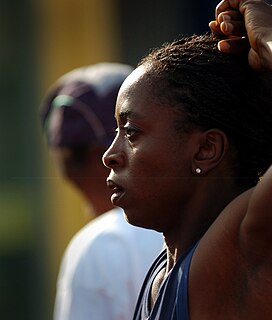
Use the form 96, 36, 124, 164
215, 0, 241, 19
209, 21, 223, 35
210, 6, 245, 36
210, 0, 272, 71
220, 20, 246, 36
217, 10, 242, 23
211, 0, 272, 47
215, 0, 268, 18
209, 15, 246, 37
217, 37, 250, 53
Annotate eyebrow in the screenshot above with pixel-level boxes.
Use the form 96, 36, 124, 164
118, 109, 143, 120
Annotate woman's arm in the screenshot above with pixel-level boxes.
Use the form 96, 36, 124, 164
239, 166, 272, 264
210, 0, 272, 264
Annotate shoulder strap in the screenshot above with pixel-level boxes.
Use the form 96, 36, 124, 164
175, 241, 199, 320
152, 243, 199, 319
133, 249, 167, 320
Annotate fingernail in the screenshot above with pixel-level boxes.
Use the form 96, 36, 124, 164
209, 20, 218, 28
218, 41, 230, 52
222, 21, 234, 33
218, 13, 230, 23
221, 14, 231, 21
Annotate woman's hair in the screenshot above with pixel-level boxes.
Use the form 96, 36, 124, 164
139, 34, 272, 187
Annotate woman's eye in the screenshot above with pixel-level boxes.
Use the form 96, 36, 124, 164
124, 125, 138, 140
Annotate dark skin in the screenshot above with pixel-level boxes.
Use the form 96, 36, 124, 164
209, 0, 272, 71
103, 0, 272, 318
192, 1, 272, 317
181, 2, 272, 317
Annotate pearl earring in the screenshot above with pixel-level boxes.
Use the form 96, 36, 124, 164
195, 168, 202, 174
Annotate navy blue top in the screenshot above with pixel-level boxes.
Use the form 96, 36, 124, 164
133, 242, 199, 320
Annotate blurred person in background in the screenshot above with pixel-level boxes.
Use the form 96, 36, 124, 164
40, 62, 164, 320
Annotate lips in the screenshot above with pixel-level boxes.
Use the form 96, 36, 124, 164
106, 179, 125, 205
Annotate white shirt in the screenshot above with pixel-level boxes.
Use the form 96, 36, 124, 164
54, 207, 164, 320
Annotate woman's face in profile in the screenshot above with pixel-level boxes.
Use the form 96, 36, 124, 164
103, 66, 200, 232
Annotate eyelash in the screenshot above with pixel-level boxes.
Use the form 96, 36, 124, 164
114, 122, 140, 142
124, 124, 138, 140
124, 125, 137, 139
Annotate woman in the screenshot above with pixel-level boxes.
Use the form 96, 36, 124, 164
103, 0, 272, 319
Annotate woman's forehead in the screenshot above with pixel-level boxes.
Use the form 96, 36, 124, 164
117, 67, 156, 104
114, 71, 175, 126
122, 65, 147, 88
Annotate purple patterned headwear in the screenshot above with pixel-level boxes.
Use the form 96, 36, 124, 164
40, 63, 133, 147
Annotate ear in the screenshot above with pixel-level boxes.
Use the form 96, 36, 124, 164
192, 129, 228, 175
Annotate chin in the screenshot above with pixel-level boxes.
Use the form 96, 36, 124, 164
123, 209, 159, 231
123, 209, 143, 227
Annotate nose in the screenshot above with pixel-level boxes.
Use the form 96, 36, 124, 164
102, 139, 125, 169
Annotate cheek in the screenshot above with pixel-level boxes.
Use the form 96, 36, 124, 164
128, 143, 173, 175
129, 152, 190, 206
132, 151, 184, 179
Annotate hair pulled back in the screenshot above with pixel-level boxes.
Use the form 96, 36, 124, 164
139, 34, 272, 187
